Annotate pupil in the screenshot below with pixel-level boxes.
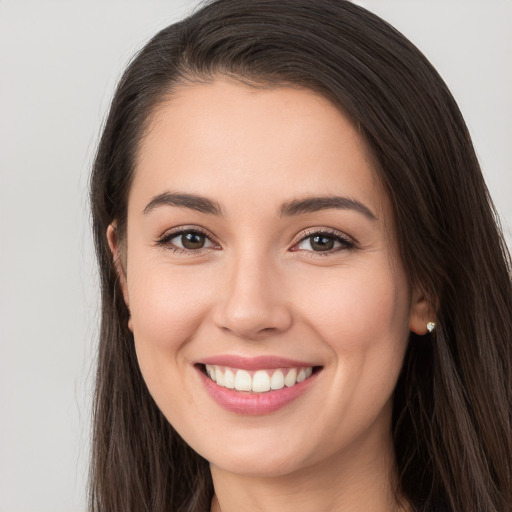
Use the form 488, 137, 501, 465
182, 232, 205, 249
311, 235, 334, 251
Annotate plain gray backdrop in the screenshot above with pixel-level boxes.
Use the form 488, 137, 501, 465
0, 1, 510, 511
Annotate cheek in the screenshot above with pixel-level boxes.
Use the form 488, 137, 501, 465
287, 263, 411, 451
125, 258, 213, 424
127, 258, 211, 358
293, 260, 411, 429
295, 262, 411, 352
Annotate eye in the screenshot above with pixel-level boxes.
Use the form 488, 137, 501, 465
293, 230, 354, 253
157, 229, 217, 252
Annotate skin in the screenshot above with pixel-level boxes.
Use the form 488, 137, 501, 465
108, 79, 431, 511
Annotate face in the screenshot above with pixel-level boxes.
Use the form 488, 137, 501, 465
109, 79, 429, 478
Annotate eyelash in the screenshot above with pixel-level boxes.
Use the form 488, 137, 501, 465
155, 227, 217, 254
155, 227, 356, 256
291, 228, 356, 256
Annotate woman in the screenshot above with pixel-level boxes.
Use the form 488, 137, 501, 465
89, 1, 512, 510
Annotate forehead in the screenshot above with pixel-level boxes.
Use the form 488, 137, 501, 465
131, 79, 389, 220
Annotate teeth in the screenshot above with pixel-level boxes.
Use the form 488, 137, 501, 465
204, 364, 314, 393
296, 367, 313, 382
284, 368, 297, 387
252, 370, 271, 392
234, 369, 252, 391
215, 367, 225, 386
224, 368, 235, 389
270, 370, 285, 390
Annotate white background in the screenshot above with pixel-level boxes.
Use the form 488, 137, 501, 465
0, 1, 510, 511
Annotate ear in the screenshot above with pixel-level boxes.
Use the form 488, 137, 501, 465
107, 223, 133, 332
409, 286, 436, 335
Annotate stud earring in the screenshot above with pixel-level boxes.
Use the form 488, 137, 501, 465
426, 321, 436, 333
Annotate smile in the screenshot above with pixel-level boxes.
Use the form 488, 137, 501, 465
205, 364, 314, 393
197, 357, 322, 415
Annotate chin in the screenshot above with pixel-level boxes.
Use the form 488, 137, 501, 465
195, 431, 322, 479
209, 451, 309, 479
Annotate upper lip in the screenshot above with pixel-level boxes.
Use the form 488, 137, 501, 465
198, 355, 320, 370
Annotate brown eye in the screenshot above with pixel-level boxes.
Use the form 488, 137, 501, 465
161, 230, 215, 251
294, 231, 354, 253
181, 232, 206, 249
310, 235, 335, 251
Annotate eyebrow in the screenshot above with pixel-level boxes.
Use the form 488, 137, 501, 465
279, 196, 377, 221
143, 191, 377, 221
143, 192, 223, 216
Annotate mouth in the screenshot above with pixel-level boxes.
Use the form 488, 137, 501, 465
195, 355, 323, 414
200, 364, 319, 393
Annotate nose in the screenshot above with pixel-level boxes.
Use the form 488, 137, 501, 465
212, 252, 293, 340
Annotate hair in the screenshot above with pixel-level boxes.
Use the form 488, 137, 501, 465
89, 1, 512, 511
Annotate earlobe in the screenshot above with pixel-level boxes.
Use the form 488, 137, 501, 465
106, 223, 130, 310
409, 287, 436, 335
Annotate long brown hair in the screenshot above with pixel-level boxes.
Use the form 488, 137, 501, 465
89, 1, 512, 510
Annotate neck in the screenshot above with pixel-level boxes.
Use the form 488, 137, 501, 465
210, 427, 407, 512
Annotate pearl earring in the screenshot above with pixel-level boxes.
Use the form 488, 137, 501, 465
426, 321, 436, 333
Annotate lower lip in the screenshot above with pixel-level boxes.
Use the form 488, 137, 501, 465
196, 366, 320, 415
